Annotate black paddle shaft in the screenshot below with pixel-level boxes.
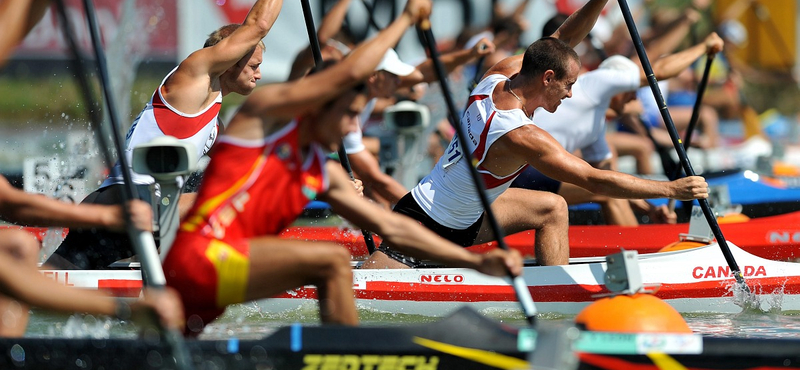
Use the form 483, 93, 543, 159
617, 0, 747, 288
300, 0, 377, 255
417, 21, 538, 325
668, 54, 715, 181
57, 1, 194, 369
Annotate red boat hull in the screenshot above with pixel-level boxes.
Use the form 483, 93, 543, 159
278, 211, 800, 261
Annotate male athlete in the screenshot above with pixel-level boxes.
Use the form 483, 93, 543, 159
361, 0, 709, 269
48, 0, 284, 269
162, 0, 522, 335
511, 32, 724, 226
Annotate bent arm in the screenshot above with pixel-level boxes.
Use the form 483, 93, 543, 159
405, 38, 494, 87
244, 5, 416, 119
645, 33, 723, 86
510, 127, 706, 200
348, 150, 407, 204
182, 0, 282, 77
551, 0, 609, 48
320, 164, 484, 269
0, 177, 125, 230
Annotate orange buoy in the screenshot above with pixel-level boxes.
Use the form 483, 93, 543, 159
658, 240, 707, 253
575, 294, 691, 333
717, 213, 750, 224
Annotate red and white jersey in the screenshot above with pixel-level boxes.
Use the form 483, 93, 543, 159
101, 68, 221, 187
411, 74, 531, 229
179, 120, 329, 243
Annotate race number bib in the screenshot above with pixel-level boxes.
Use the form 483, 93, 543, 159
442, 135, 463, 169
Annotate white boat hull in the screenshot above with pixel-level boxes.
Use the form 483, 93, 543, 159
40, 242, 800, 316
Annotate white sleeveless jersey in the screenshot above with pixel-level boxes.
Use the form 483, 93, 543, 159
411, 74, 531, 229
101, 68, 221, 188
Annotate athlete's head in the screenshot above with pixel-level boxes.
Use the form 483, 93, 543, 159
367, 49, 415, 99
520, 37, 580, 113
303, 61, 369, 152
206, 24, 265, 96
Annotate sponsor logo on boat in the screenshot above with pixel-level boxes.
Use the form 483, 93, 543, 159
768, 231, 800, 244
419, 275, 464, 284
692, 265, 766, 279
301, 354, 439, 370
41, 271, 74, 286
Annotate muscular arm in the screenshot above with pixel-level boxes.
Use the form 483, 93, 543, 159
403, 38, 495, 88
0, 177, 150, 231
163, 0, 282, 111
348, 150, 407, 204
503, 126, 708, 201
643, 33, 723, 86
321, 163, 521, 277
0, 0, 51, 67
287, 0, 353, 81
239, 2, 419, 121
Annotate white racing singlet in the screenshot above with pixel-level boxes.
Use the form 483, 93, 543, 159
410, 74, 531, 229
100, 67, 221, 188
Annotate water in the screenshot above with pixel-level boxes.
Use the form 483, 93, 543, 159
23, 302, 800, 341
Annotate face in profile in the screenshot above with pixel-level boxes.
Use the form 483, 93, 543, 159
311, 90, 368, 152
542, 58, 580, 113
224, 46, 263, 96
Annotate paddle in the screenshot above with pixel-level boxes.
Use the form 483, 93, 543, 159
300, 0, 378, 255
416, 18, 538, 325
667, 54, 715, 212
617, 0, 748, 290
56, 0, 194, 368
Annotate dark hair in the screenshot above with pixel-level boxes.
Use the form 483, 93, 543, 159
542, 13, 570, 38
491, 16, 523, 37
520, 37, 579, 79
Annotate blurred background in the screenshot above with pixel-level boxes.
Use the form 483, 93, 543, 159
1, 0, 799, 206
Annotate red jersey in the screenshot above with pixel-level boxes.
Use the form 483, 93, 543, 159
163, 121, 329, 329
181, 120, 329, 241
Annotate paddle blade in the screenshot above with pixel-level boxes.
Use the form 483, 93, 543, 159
511, 276, 537, 325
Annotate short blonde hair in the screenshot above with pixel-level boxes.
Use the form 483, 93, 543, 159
203, 24, 266, 51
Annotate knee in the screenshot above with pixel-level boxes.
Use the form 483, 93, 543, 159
0, 230, 40, 265
542, 193, 569, 221
319, 245, 353, 279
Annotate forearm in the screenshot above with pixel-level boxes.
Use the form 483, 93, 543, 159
317, 0, 352, 43
643, 15, 693, 59
0, 0, 50, 67
586, 171, 673, 200
413, 48, 476, 85
1, 191, 117, 229
379, 216, 482, 269
243, 0, 283, 32
552, 0, 609, 47
651, 43, 705, 82
345, 12, 413, 79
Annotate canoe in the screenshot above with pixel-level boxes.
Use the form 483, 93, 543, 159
277, 209, 800, 261
38, 240, 800, 316
5, 306, 800, 370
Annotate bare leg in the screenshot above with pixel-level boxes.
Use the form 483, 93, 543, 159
475, 188, 569, 265
246, 237, 357, 325
0, 229, 40, 336
606, 132, 655, 175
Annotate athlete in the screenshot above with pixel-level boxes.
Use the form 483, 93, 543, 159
48, 0, 284, 270
344, 40, 495, 206
162, 0, 522, 335
360, 0, 709, 269
511, 33, 724, 226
